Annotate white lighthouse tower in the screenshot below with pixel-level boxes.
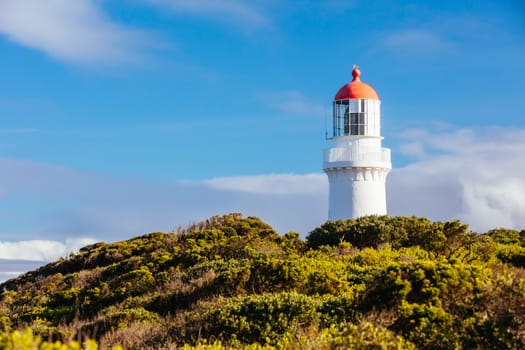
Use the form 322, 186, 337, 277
324, 65, 391, 220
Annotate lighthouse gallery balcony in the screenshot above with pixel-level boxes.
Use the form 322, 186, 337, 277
323, 146, 391, 169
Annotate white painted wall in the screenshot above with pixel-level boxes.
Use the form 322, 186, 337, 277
325, 167, 390, 220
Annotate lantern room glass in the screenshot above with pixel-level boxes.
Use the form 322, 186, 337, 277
333, 99, 367, 137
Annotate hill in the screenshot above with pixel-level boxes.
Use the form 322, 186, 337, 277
0, 214, 524, 349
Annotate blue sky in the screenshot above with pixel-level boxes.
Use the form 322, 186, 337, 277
0, 0, 524, 270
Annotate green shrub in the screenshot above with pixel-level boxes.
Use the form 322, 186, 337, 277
496, 245, 525, 267
0, 328, 123, 350
307, 216, 468, 252
206, 292, 320, 345
486, 228, 522, 245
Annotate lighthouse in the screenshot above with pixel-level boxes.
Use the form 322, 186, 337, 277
324, 65, 391, 220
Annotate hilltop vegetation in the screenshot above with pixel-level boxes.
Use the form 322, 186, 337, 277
0, 214, 524, 349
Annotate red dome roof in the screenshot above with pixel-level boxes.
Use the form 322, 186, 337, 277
334, 65, 379, 100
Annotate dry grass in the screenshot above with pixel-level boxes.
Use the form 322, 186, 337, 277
99, 322, 172, 350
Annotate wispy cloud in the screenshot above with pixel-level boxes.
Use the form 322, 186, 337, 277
398, 141, 426, 159
0, 0, 154, 64
204, 173, 326, 195
381, 29, 455, 56
258, 90, 325, 117
141, 0, 270, 28
378, 9, 522, 59
0, 128, 38, 135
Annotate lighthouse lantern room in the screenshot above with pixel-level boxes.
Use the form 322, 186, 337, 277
324, 65, 392, 220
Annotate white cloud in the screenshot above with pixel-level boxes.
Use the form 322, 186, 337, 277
142, 0, 269, 28
0, 237, 98, 261
0, 272, 23, 282
203, 173, 326, 195
388, 127, 525, 232
0, 0, 152, 64
0, 258, 47, 283
398, 141, 426, 159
